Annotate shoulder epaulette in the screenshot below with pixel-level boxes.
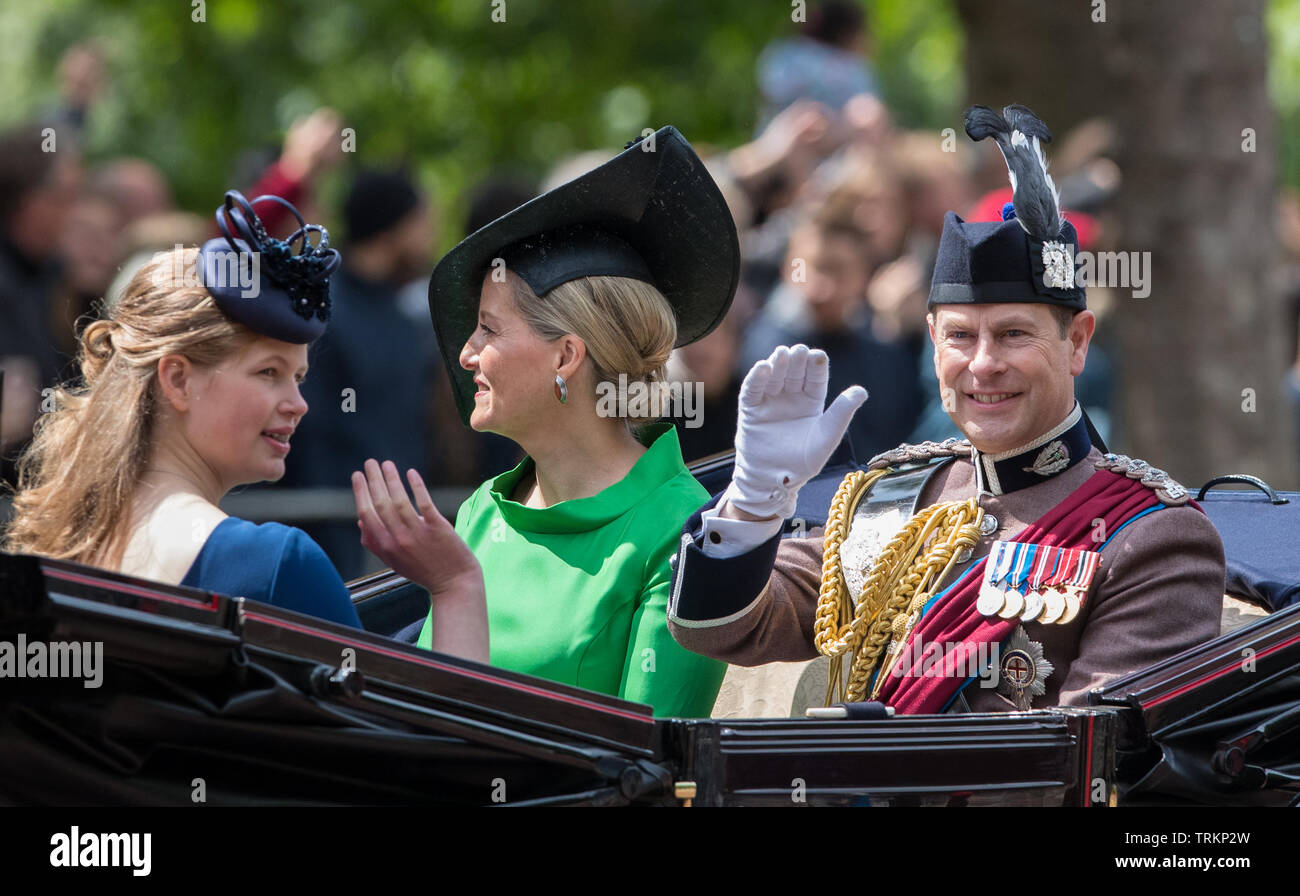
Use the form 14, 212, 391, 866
1093, 453, 1190, 506
867, 438, 972, 471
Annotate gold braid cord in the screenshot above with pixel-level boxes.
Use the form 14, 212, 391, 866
815, 470, 984, 705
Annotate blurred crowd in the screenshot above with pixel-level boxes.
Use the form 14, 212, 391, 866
2, 6, 1139, 580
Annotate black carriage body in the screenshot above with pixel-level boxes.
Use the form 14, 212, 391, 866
0, 456, 1296, 806
0, 551, 1122, 807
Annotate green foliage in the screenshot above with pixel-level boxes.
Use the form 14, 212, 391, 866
866, 0, 963, 129
1269, 0, 1300, 188
1, 0, 963, 248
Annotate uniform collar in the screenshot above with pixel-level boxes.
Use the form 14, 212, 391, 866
973, 402, 1091, 496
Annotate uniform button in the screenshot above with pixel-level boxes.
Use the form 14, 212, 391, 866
979, 514, 999, 536
708, 531, 721, 544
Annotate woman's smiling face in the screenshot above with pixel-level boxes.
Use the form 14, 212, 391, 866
181, 336, 310, 490
458, 272, 561, 439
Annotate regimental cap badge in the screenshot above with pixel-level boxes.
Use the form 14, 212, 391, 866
1041, 241, 1075, 290
997, 625, 1054, 710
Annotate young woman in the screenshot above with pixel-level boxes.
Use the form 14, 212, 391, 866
355, 127, 739, 717
4, 191, 487, 662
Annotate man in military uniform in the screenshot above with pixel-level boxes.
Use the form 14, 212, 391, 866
667, 105, 1225, 713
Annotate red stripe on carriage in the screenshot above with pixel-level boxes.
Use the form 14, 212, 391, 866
1146, 631, 1300, 707
44, 567, 223, 611
242, 609, 655, 723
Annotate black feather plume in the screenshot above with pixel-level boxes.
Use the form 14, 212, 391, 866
964, 104, 1062, 242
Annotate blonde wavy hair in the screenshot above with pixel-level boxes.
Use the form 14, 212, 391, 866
4, 247, 257, 565
508, 272, 677, 430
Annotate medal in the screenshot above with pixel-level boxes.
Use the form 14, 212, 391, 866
1033, 546, 1072, 622
999, 588, 1024, 619
977, 541, 1014, 617
1036, 548, 1071, 623
1039, 586, 1067, 624
998, 543, 1033, 619
1020, 542, 1058, 622
1057, 550, 1100, 625
1059, 593, 1082, 625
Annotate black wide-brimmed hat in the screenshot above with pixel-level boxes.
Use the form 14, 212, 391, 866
429, 125, 740, 425
929, 105, 1086, 312
197, 191, 341, 343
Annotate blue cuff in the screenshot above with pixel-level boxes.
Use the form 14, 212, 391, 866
669, 495, 783, 624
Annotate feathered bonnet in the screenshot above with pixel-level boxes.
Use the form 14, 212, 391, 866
928, 104, 1085, 311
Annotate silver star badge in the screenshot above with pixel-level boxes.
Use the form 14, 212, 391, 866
997, 625, 1055, 710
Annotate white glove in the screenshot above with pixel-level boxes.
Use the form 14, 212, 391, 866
725, 344, 868, 520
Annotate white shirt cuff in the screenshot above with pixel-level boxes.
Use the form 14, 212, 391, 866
700, 498, 785, 559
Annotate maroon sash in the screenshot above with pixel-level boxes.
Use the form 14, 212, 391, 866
873, 471, 1194, 714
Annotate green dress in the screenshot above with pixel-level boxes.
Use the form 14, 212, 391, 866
417, 424, 726, 717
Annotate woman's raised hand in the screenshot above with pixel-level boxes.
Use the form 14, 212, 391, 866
352, 460, 488, 661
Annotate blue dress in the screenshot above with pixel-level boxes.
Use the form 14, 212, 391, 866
180, 517, 362, 628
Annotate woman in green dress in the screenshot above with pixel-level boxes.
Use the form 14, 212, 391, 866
352, 127, 737, 717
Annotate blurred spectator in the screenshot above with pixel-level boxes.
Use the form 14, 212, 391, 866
40, 42, 107, 147
730, 100, 838, 221
741, 204, 923, 460
894, 131, 976, 248
51, 189, 125, 359
104, 210, 209, 311
820, 149, 910, 270
862, 137, 976, 346
232, 108, 345, 239
90, 159, 175, 226
1, 125, 82, 485
727, 101, 839, 302
756, 1, 878, 132
667, 286, 758, 464
276, 168, 439, 580
464, 175, 538, 234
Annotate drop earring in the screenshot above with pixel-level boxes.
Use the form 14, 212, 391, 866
554, 373, 567, 404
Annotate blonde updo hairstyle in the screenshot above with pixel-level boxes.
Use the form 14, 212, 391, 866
4, 247, 258, 564
507, 271, 677, 431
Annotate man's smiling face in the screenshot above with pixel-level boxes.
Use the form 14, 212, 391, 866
928, 303, 1095, 455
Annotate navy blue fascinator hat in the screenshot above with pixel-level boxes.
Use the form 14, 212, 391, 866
929, 104, 1086, 312
429, 125, 741, 425
196, 191, 341, 343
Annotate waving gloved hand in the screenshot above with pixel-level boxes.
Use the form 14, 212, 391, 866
724, 344, 868, 520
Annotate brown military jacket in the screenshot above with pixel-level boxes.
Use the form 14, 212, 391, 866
668, 445, 1226, 712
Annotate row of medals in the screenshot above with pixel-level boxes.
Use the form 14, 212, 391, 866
977, 579, 1083, 625
975, 543, 1091, 625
